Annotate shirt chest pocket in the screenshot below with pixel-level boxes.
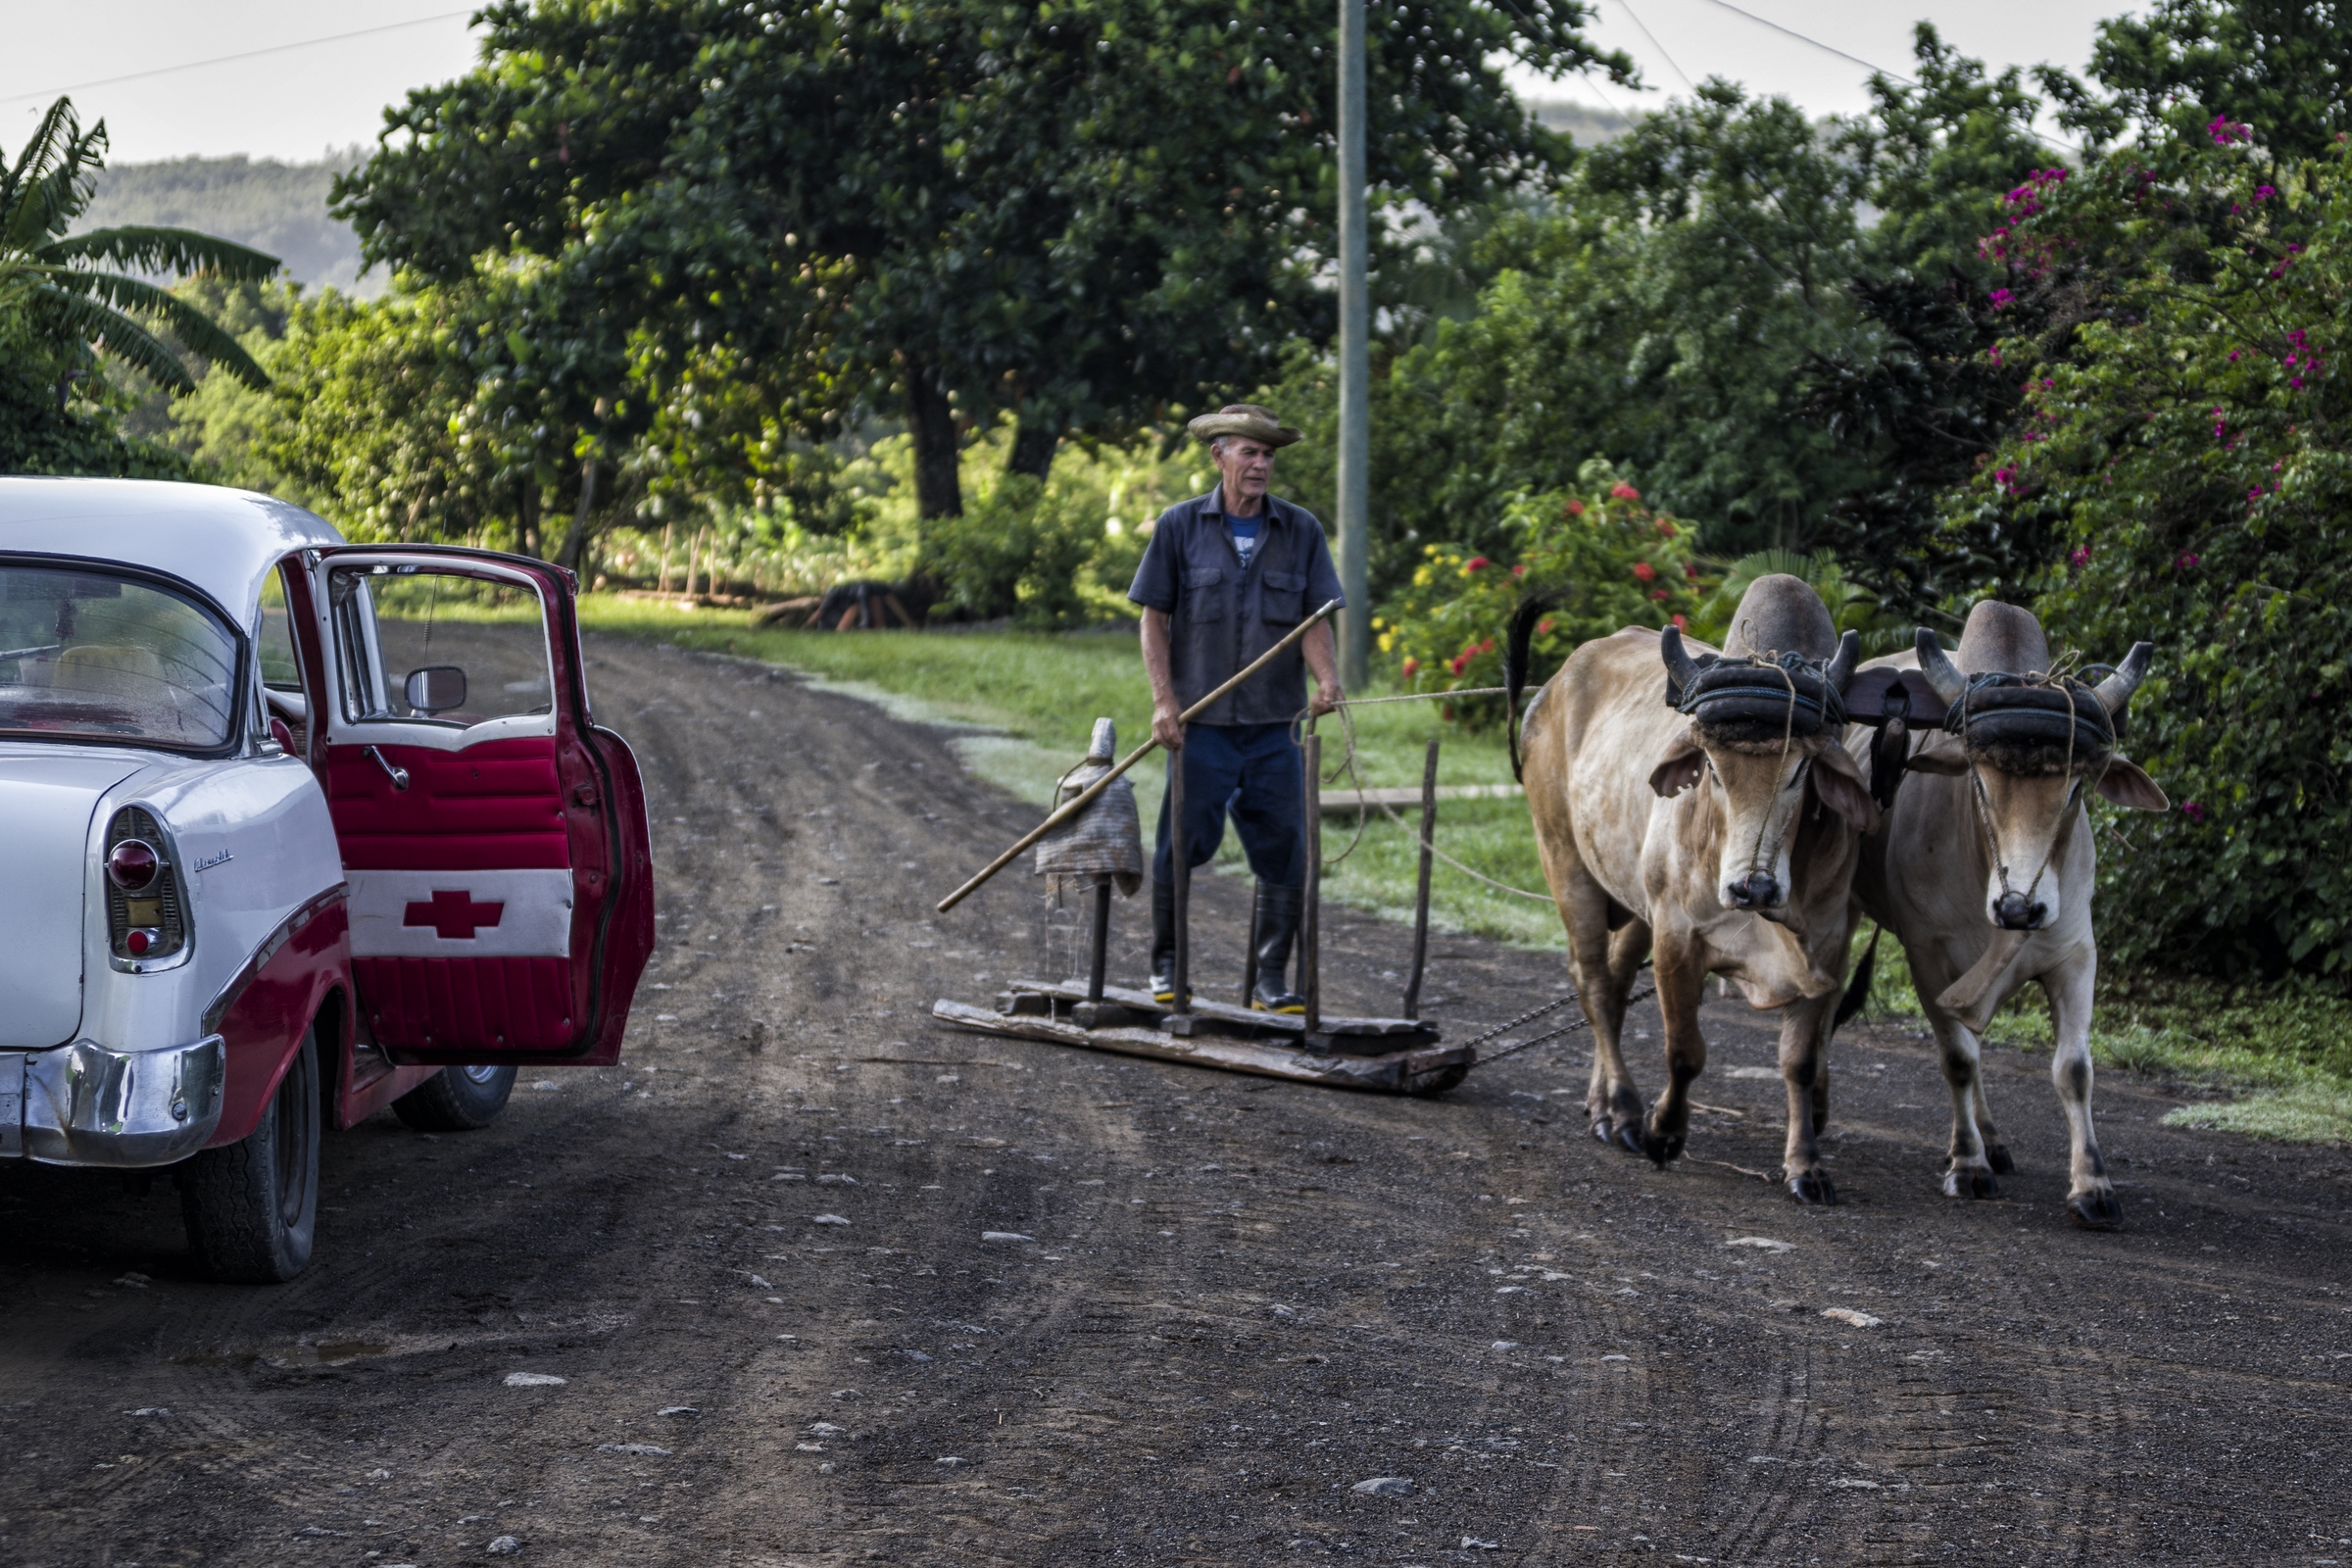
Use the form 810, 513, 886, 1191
1258, 568, 1306, 625
1184, 564, 1227, 622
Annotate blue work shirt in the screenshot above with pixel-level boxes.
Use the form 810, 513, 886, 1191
1127, 488, 1346, 727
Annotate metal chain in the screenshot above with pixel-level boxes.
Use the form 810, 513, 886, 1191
1466, 983, 1657, 1070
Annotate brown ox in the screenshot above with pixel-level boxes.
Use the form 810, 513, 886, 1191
1846, 602, 2165, 1227
1510, 576, 1878, 1201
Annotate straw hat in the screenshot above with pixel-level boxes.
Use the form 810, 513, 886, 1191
1185, 403, 1302, 448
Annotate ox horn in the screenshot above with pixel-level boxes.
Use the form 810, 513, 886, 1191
2091, 641, 2154, 715
1914, 627, 1966, 706
1825, 629, 1860, 691
1660, 623, 1701, 703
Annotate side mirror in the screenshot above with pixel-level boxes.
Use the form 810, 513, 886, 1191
404, 664, 467, 716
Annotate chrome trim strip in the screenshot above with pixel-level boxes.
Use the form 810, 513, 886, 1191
201, 883, 350, 1037
18, 1034, 225, 1167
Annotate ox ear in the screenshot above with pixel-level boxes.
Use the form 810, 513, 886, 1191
2096, 755, 2169, 810
1810, 742, 1881, 833
1648, 730, 1707, 798
1906, 731, 1969, 776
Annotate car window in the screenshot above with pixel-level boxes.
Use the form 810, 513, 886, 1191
258, 565, 301, 690
0, 565, 239, 749
327, 564, 552, 728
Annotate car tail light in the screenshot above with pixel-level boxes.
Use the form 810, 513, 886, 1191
104, 808, 188, 964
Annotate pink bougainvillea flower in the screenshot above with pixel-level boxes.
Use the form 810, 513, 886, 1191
2207, 114, 2247, 146
1988, 287, 2014, 309
2176, 551, 2201, 570
2181, 801, 2208, 823
2070, 545, 2091, 567
1632, 561, 1657, 583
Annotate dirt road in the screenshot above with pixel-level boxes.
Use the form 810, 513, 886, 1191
4, 634, 2349, 1567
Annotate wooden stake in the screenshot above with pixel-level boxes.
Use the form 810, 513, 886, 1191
934, 600, 1341, 912
1169, 737, 1191, 1017
1403, 738, 1439, 1019
1302, 730, 1323, 1044
1086, 876, 1112, 1004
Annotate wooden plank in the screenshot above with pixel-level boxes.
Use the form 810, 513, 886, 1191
1005, 979, 1436, 1040
1317, 783, 1523, 814
931, 1001, 1469, 1096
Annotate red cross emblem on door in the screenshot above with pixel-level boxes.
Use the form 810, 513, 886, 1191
403, 889, 506, 939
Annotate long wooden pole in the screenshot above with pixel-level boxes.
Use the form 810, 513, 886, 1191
935, 599, 1342, 912
1402, 737, 1439, 1020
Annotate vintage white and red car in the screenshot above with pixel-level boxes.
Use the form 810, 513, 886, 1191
0, 478, 654, 1280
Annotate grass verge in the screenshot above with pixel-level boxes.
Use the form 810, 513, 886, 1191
1844, 928, 2352, 1145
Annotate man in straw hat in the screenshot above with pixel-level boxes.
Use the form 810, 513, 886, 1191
1127, 403, 1346, 1010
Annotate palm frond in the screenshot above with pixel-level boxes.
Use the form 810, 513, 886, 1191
41, 225, 279, 282
27, 281, 196, 395
40, 269, 270, 389
2, 100, 106, 252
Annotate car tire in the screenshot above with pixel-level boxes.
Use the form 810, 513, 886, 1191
393, 1063, 517, 1132
179, 1028, 320, 1284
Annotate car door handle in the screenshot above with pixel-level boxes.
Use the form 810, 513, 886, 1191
363, 745, 410, 792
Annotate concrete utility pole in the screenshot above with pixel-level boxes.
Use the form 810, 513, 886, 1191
1335, 0, 1370, 691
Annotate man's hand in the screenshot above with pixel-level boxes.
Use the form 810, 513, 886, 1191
1310, 682, 1344, 718
1152, 701, 1186, 750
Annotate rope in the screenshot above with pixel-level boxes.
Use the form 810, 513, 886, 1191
1292, 682, 1557, 902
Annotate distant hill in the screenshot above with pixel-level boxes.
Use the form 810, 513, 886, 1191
76, 152, 380, 297
1524, 100, 1641, 144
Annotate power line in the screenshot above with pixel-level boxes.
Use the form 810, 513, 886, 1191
1, 10, 476, 107
1690, 0, 1915, 86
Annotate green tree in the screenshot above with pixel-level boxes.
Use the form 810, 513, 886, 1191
332, 0, 1633, 518
0, 98, 279, 475
2061, 0, 2352, 159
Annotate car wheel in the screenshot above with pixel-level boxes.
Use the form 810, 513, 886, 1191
179, 1027, 320, 1284
393, 1063, 517, 1132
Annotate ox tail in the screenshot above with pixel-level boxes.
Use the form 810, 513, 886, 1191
1503, 592, 1565, 782
1833, 924, 1882, 1033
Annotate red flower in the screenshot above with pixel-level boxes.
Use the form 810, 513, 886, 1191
1632, 561, 1657, 583
1536, 618, 1555, 636
1447, 654, 1469, 676
1684, 563, 1699, 580
1609, 482, 1641, 501
1650, 589, 1670, 602
1400, 658, 1418, 679
1670, 613, 1688, 630
1464, 557, 1490, 572
1563, 498, 1586, 517
1512, 563, 1528, 578
1654, 518, 1676, 537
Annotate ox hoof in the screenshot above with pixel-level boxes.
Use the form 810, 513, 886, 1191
1942, 1166, 1998, 1200
1986, 1144, 2016, 1175
1593, 1118, 1644, 1155
1642, 1128, 1686, 1167
1784, 1171, 1838, 1206
2067, 1188, 2124, 1230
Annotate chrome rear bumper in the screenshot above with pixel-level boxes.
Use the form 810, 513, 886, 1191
0, 1036, 225, 1167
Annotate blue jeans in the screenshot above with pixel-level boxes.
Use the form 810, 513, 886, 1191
1152, 721, 1305, 888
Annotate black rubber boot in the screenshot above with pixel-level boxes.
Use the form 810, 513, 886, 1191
1149, 876, 1181, 1004
1250, 881, 1306, 1013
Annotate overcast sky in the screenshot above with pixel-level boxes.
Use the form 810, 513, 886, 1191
2, 0, 2144, 167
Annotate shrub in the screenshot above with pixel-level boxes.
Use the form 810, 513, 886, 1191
1376, 460, 1704, 726
1952, 130, 2352, 978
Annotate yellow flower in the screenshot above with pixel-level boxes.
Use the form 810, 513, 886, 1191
1377, 633, 1395, 654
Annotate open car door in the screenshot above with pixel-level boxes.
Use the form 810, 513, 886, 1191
301, 547, 652, 1066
